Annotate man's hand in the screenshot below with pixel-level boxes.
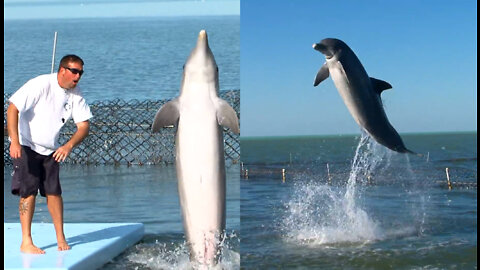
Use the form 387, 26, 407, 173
7, 103, 22, 159
10, 141, 22, 159
53, 144, 73, 162
52, 120, 89, 163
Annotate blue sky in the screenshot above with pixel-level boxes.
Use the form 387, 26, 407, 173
4, 0, 239, 20
241, 0, 477, 137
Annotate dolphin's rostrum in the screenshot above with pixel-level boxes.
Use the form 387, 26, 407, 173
152, 30, 239, 267
313, 38, 415, 154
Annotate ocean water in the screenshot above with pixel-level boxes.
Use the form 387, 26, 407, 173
4, 16, 240, 269
240, 132, 477, 269
4, 15, 240, 101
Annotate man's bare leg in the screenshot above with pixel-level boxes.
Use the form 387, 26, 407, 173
19, 195, 45, 254
46, 195, 70, 251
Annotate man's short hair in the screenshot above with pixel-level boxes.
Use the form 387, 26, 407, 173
58, 55, 84, 72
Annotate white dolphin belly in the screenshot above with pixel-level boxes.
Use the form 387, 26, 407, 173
176, 96, 226, 264
328, 61, 367, 127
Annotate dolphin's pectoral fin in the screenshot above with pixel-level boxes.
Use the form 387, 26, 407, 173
370, 77, 392, 95
313, 62, 330, 86
216, 99, 240, 134
152, 98, 180, 132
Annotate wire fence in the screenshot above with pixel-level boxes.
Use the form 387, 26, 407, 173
4, 90, 240, 166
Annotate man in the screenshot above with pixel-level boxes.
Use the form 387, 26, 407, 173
7, 54, 93, 254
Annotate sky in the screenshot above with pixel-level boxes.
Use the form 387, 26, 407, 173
3, 0, 239, 20
241, 0, 477, 137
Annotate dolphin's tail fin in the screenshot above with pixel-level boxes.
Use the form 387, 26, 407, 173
394, 145, 422, 157
403, 148, 423, 157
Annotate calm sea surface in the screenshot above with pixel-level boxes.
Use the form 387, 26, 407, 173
4, 16, 240, 101
240, 132, 477, 269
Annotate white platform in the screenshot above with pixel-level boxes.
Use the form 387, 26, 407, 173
4, 223, 144, 270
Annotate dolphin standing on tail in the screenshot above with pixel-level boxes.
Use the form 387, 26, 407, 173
152, 30, 239, 267
313, 38, 415, 154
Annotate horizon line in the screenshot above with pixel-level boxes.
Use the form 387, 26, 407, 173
240, 130, 478, 140
4, 1, 240, 20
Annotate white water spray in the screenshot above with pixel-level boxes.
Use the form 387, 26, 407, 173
127, 231, 240, 270
282, 132, 388, 245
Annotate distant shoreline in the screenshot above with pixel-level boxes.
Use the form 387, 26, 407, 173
240, 131, 477, 141
4, 14, 240, 22
4, 1, 240, 21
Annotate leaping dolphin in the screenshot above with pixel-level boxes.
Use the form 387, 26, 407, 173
152, 30, 239, 267
313, 38, 414, 154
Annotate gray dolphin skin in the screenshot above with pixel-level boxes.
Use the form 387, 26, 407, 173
313, 38, 414, 154
152, 30, 239, 267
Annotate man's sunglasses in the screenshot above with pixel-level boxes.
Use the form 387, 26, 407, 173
63, 66, 84, 76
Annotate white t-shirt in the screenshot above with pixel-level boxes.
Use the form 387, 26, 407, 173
9, 73, 93, 155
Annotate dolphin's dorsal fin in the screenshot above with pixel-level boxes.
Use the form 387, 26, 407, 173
370, 77, 392, 95
152, 98, 180, 132
313, 62, 330, 86
216, 99, 240, 134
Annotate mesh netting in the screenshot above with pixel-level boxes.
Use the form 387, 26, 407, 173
4, 90, 240, 165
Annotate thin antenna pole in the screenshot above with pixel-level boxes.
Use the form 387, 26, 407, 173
51, 32, 58, 73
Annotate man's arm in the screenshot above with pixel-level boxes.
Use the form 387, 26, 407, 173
7, 103, 22, 159
53, 120, 90, 162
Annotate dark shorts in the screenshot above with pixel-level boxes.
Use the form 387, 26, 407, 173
11, 146, 61, 198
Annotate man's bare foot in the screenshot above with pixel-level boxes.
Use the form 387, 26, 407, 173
20, 242, 45, 254
57, 241, 70, 251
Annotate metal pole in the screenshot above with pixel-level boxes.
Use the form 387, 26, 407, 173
446, 168, 452, 190
327, 163, 331, 185
51, 32, 58, 73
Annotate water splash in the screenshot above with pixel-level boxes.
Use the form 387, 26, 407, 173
127, 231, 240, 270
127, 240, 191, 269
281, 132, 391, 245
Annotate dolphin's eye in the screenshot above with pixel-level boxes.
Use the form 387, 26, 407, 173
183, 64, 185, 70
216, 67, 219, 72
